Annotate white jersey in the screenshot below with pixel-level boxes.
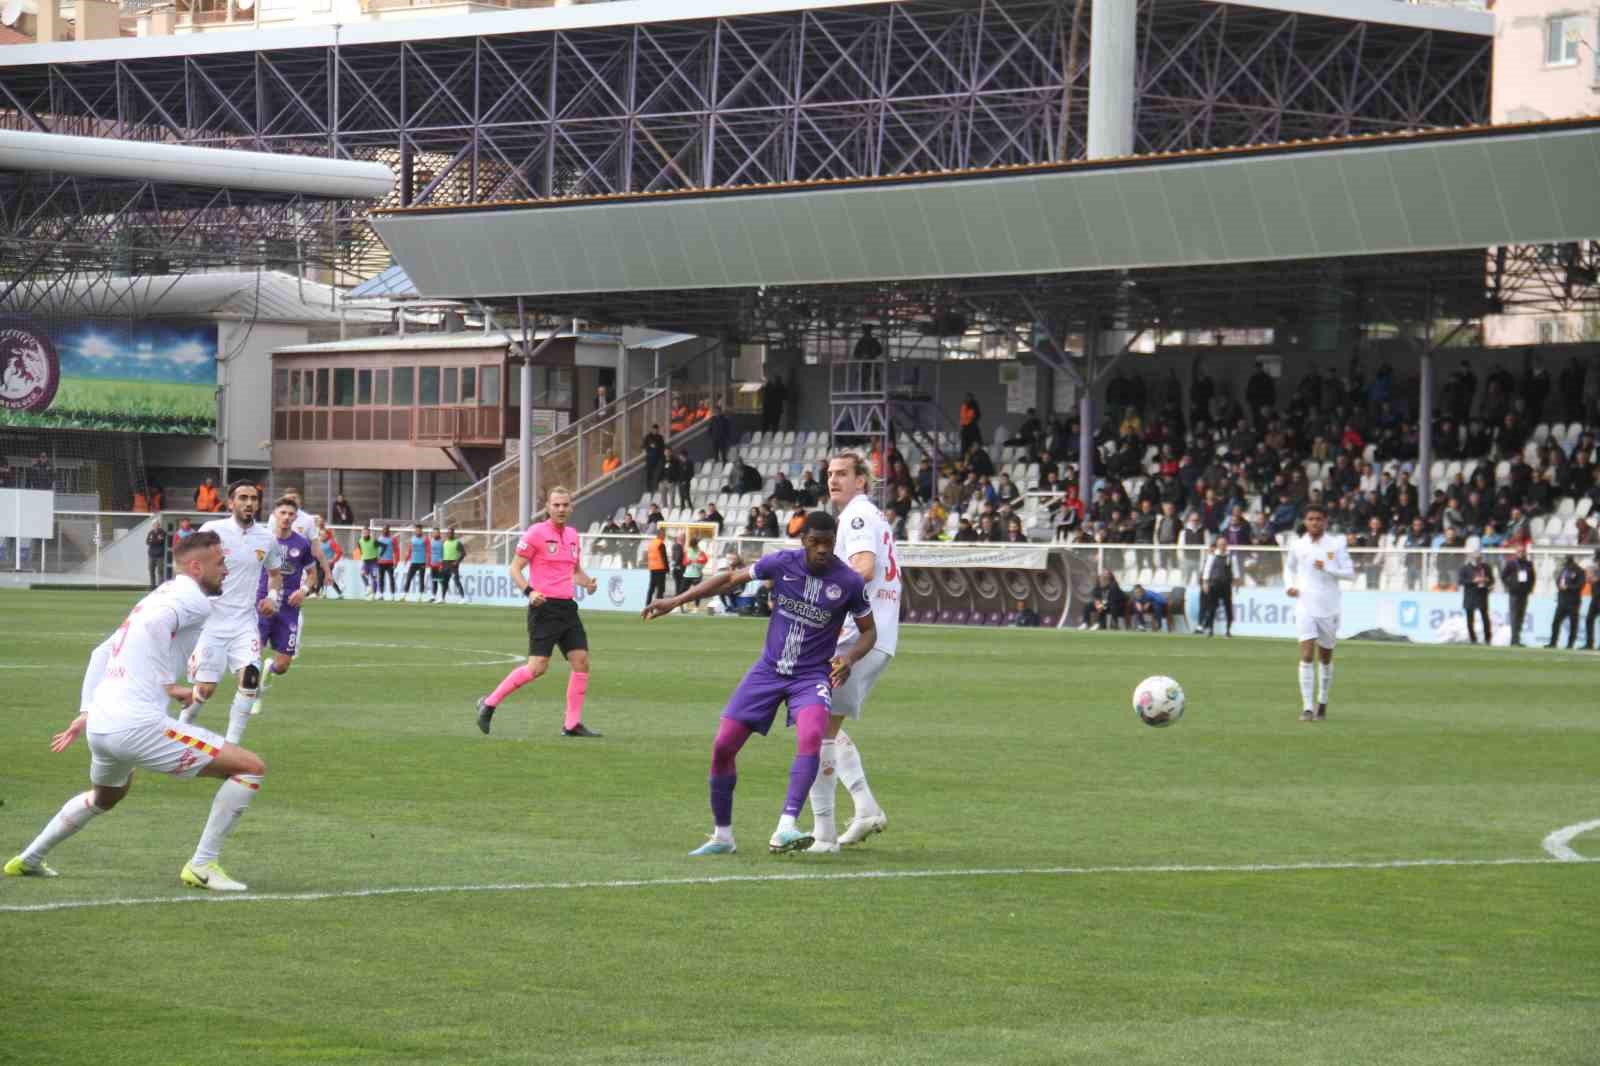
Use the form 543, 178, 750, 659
835, 494, 901, 656
88, 576, 212, 734
199, 517, 285, 631
1286, 532, 1354, 619
291, 510, 321, 549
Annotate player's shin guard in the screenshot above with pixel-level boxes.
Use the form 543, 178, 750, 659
1317, 663, 1334, 706
225, 665, 261, 744
834, 731, 881, 819
21, 792, 104, 865
1297, 662, 1316, 712
782, 707, 827, 818
191, 774, 261, 868
809, 738, 839, 842
564, 672, 589, 731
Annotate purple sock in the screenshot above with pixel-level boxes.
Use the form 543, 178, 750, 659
709, 773, 736, 827
783, 755, 820, 817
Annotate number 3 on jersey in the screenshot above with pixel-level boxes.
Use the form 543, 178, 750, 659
882, 531, 898, 583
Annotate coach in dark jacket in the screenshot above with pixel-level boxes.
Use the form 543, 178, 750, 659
1457, 552, 1495, 644
1198, 539, 1236, 637
1549, 556, 1585, 649
1500, 541, 1536, 646
1080, 570, 1126, 630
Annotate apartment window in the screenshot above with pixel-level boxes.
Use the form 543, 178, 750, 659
374, 368, 389, 406
418, 366, 440, 406
1537, 318, 1565, 344
273, 369, 288, 407
315, 368, 330, 406
1546, 14, 1585, 66
460, 367, 476, 404
357, 368, 372, 406
333, 367, 356, 407
480, 365, 500, 406
392, 366, 414, 406
442, 367, 459, 404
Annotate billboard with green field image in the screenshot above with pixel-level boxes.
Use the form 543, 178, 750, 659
0, 319, 218, 435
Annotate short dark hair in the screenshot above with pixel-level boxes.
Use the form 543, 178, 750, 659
272, 495, 299, 512
227, 479, 258, 500
801, 511, 837, 537
175, 529, 221, 560
1304, 503, 1327, 518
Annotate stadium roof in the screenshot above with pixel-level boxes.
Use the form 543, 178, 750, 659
369, 117, 1600, 338
0, 271, 393, 323
0, 0, 1488, 66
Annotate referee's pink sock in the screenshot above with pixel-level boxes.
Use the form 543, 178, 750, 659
565, 672, 589, 730
486, 665, 534, 708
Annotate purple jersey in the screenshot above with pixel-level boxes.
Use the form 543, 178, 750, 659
751, 549, 870, 678
257, 530, 314, 615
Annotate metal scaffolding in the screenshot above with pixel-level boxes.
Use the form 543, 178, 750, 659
0, 0, 1490, 208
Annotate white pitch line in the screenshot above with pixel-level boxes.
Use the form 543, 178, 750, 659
1541, 819, 1600, 862
1, 855, 1591, 915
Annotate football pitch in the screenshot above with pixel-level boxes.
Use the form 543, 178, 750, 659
1, 590, 1595, 1065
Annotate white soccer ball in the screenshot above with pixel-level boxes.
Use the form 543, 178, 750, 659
1133, 675, 1185, 728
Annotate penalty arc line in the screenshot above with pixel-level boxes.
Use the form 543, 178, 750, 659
1, 854, 1594, 915
1541, 818, 1600, 862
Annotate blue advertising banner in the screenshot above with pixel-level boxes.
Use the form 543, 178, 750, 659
1186, 587, 1565, 645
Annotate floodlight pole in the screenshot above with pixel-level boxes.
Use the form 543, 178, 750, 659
517, 297, 534, 530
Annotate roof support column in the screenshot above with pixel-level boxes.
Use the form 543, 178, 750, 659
1079, 323, 1097, 510
1417, 321, 1433, 509
1087, 0, 1136, 160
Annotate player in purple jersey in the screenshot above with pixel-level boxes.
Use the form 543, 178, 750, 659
642, 511, 877, 855
255, 496, 318, 714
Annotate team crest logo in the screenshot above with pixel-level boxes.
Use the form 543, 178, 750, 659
547, 541, 558, 554
255, 549, 266, 562
289, 548, 301, 558
1326, 551, 1334, 561
851, 517, 865, 529
824, 583, 842, 601
0, 327, 60, 414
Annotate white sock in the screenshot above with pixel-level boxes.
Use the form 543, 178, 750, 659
258, 657, 276, 695
834, 731, 881, 819
776, 813, 798, 835
190, 774, 260, 868
711, 825, 734, 846
1298, 662, 1316, 712
809, 739, 839, 842
225, 689, 256, 745
22, 791, 105, 865
177, 695, 205, 725
1317, 663, 1333, 706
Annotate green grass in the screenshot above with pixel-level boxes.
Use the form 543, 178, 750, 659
0, 376, 213, 433
1, 590, 1596, 1065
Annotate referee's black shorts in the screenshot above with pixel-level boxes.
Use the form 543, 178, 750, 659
528, 597, 588, 658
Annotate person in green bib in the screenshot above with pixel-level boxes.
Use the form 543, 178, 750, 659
358, 530, 380, 600
442, 527, 466, 602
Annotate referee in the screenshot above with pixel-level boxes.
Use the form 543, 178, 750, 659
474, 487, 603, 737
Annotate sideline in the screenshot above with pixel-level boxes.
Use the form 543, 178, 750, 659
3, 854, 1591, 915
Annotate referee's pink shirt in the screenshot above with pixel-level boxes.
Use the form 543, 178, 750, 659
516, 520, 581, 600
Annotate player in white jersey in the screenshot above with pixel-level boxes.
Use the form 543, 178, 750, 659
1285, 503, 1354, 722
183, 480, 285, 745
4, 531, 270, 891
806, 451, 901, 852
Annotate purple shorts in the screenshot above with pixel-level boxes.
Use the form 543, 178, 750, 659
362, 560, 379, 581
721, 660, 833, 735
259, 608, 301, 657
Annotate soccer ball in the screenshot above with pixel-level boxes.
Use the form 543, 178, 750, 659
1133, 675, 1185, 728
